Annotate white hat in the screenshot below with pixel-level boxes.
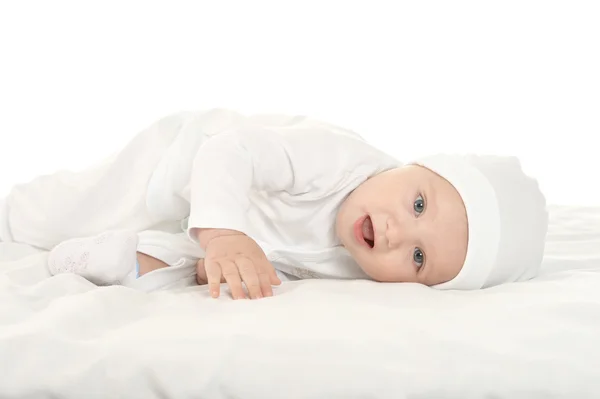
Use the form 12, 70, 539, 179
409, 154, 549, 290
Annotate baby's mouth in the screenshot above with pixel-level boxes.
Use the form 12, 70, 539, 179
362, 216, 375, 248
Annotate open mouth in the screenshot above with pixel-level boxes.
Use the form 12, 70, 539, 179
354, 215, 375, 249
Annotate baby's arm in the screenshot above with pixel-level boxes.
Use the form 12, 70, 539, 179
183, 128, 301, 298
185, 128, 297, 242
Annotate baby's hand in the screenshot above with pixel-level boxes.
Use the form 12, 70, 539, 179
201, 233, 281, 300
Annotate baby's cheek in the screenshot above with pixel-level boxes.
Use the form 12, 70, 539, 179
358, 253, 407, 282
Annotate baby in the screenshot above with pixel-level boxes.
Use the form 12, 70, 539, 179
0, 108, 549, 299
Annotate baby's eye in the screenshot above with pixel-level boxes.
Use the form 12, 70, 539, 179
413, 247, 425, 268
414, 194, 425, 215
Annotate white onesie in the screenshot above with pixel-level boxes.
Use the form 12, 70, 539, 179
146, 109, 402, 281
0, 108, 401, 284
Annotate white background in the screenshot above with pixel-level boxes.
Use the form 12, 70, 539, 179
0, 0, 598, 205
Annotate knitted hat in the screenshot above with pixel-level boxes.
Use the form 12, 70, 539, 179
408, 154, 549, 290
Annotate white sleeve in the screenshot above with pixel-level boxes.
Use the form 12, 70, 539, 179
186, 127, 296, 242
185, 125, 399, 244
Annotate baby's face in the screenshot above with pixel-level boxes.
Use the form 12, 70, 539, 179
336, 165, 468, 286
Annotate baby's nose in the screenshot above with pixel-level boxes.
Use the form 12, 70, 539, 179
386, 218, 404, 248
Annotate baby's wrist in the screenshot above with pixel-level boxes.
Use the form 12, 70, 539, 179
195, 228, 244, 249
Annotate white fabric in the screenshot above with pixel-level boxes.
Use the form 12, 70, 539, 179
47, 230, 139, 285
136, 230, 205, 267
411, 154, 548, 290
0, 111, 194, 247
1, 204, 599, 398
0, 197, 12, 242
0, 108, 399, 281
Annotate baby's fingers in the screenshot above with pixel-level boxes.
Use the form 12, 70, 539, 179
237, 258, 262, 299
195, 259, 207, 285
257, 266, 273, 298
221, 260, 246, 300
204, 259, 222, 298
269, 265, 282, 286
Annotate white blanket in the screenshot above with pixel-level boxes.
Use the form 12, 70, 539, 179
1, 204, 600, 398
